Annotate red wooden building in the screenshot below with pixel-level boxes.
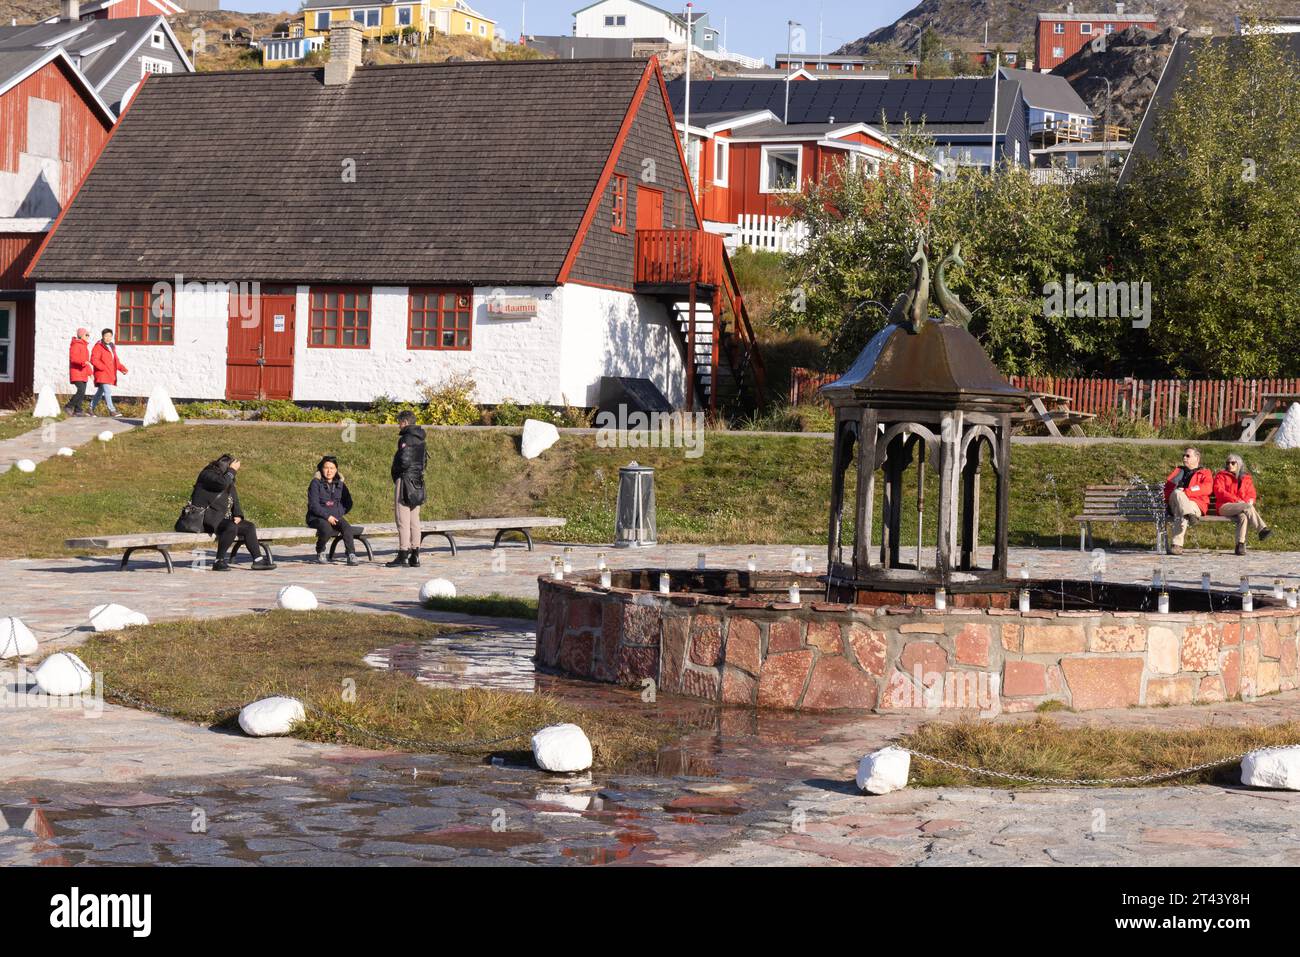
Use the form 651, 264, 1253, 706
1035, 4, 1157, 71
0, 47, 115, 405
54, 0, 185, 22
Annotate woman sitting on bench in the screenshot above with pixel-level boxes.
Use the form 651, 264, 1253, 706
190, 454, 274, 572
1214, 453, 1273, 556
307, 455, 359, 565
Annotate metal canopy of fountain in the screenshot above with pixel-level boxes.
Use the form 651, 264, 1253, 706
820, 239, 1027, 595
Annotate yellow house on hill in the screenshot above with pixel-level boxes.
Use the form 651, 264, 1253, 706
302, 0, 496, 42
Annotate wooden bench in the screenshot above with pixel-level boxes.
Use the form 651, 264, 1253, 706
1074, 484, 1228, 551
417, 516, 566, 556
65, 525, 374, 572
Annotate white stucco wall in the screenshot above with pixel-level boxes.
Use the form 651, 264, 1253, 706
574, 1, 687, 41
32, 281, 688, 408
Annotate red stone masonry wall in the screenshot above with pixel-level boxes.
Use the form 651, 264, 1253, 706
536, 574, 1300, 713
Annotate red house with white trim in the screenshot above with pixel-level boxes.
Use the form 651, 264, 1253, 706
1036, 3, 1157, 71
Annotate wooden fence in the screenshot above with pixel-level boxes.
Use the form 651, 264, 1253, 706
788, 368, 1300, 431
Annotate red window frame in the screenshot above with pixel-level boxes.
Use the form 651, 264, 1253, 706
611, 173, 628, 234
408, 287, 472, 350
116, 283, 173, 344
308, 286, 371, 348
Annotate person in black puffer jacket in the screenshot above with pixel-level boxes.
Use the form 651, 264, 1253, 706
307, 455, 359, 565
188, 454, 273, 571
388, 410, 427, 567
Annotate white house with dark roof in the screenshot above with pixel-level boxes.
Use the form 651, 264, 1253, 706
26, 24, 765, 415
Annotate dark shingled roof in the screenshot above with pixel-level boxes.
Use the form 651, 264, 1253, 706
30, 58, 653, 284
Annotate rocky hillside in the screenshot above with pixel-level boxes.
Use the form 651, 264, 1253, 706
1051, 25, 1181, 131
836, 0, 1300, 55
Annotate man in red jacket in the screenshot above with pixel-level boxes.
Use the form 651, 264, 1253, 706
1214, 453, 1272, 556
89, 328, 128, 417
64, 328, 94, 416
1163, 446, 1212, 555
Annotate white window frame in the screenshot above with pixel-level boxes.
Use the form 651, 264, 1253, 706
397, 5, 412, 26
465, 18, 472, 31
1080, 22, 1092, 34
0, 301, 14, 383
1053, 22, 1064, 34
1052, 46, 1064, 59
604, 15, 614, 25
151, 30, 164, 48
352, 8, 380, 27
315, 11, 330, 30
616, 15, 625, 26
759, 144, 802, 194
1105, 23, 1115, 33
713, 138, 729, 186
141, 56, 172, 75
479, 22, 486, 35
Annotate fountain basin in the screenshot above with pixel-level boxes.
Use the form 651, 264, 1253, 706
535, 570, 1300, 713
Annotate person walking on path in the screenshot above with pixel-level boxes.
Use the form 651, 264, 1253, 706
307, 455, 359, 565
1163, 446, 1213, 555
89, 328, 128, 417
1214, 453, 1273, 556
387, 410, 427, 568
65, 328, 94, 416
186, 454, 274, 572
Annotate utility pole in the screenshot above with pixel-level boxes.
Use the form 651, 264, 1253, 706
1101, 76, 1112, 170
785, 20, 800, 123
989, 53, 1000, 173
684, 3, 693, 192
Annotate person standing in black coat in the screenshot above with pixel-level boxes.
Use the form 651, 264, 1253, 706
189, 454, 274, 571
307, 455, 359, 565
388, 411, 427, 567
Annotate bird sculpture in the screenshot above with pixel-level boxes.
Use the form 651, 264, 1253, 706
887, 236, 930, 334
933, 242, 972, 328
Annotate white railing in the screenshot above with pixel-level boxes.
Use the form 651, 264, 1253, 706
671, 43, 765, 70
732, 214, 808, 253
260, 36, 324, 63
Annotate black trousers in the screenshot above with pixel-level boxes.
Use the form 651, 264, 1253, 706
214, 518, 260, 560
66, 381, 88, 413
309, 517, 356, 553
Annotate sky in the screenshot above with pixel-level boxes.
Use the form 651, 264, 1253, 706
224, 0, 921, 61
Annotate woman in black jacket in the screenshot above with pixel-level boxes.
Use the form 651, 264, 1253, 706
388, 410, 427, 567
307, 455, 359, 565
189, 454, 273, 571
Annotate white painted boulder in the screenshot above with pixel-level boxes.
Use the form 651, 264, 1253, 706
238, 696, 306, 737
143, 385, 180, 426
1274, 404, 1300, 449
97, 430, 114, 442
276, 585, 318, 611
89, 603, 149, 632
856, 746, 911, 795
34, 652, 93, 696
520, 418, 560, 460
14, 459, 35, 473
56, 447, 74, 457
1240, 746, 1300, 790
32, 385, 61, 419
418, 578, 457, 603
531, 723, 593, 773
0, 617, 38, 659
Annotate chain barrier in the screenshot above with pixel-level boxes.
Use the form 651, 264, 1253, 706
900, 747, 1263, 786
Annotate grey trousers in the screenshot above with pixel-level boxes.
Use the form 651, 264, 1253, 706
394, 480, 421, 550
1167, 489, 1203, 547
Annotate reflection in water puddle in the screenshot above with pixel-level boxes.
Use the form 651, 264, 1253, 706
364, 629, 540, 692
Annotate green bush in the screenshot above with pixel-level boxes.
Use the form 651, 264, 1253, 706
417, 374, 481, 426
740, 402, 834, 433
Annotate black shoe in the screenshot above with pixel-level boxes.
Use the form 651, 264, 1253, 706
316, 550, 330, 564
251, 558, 276, 571
1259, 527, 1273, 541
386, 550, 409, 567
346, 553, 360, 567
1235, 543, 1247, 556
212, 559, 230, 572
407, 549, 420, 567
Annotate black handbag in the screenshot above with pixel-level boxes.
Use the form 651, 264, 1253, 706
175, 502, 205, 533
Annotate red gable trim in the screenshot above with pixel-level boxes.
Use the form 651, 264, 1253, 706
649, 57, 707, 230
555, 59, 656, 285
23, 71, 150, 283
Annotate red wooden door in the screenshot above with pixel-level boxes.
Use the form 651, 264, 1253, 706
226, 286, 295, 400
636, 186, 663, 231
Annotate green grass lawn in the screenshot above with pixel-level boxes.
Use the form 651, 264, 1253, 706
0, 422, 1297, 557
0, 413, 38, 442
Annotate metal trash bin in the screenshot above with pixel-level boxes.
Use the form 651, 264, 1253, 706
614, 461, 656, 548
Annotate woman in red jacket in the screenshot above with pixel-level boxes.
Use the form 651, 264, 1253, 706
1214, 453, 1272, 555
89, 328, 128, 417
1163, 447, 1213, 555
64, 328, 94, 416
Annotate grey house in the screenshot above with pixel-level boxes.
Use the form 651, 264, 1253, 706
0, 12, 193, 114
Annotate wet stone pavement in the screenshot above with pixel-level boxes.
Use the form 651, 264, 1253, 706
3, 541, 1300, 865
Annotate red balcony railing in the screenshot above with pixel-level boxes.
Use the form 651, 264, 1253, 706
633, 228, 726, 286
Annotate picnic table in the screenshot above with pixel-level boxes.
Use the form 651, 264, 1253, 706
1238, 392, 1300, 442
1011, 391, 1097, 438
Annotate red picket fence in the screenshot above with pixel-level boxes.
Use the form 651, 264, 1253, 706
789, 368, 1300, 431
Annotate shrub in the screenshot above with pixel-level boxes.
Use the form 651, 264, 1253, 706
417, 374, 480, 426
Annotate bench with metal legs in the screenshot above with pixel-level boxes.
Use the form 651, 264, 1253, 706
419, 530, 458, 556
493, 527, 536, 550
327, 529, 373, 561
120, 545, 176, 573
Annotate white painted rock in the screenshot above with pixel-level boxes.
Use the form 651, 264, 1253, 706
418, 578, 457, 602
238, 696, 306, 737
97, 430, 114, 442
0, 617, 38, 658
32, 385, 61, 418
15, 459, 35, 473
89, 603, 149, 632
276, 585, 318, 611
1273, 403, 1300, 449
56, 447, 74, 457
143, 384, 179, 426
34, 652, 92, 696
531, 723, 593, 773
520, 418, 560, 459
856, 746, 911, 795
1240, 746, 1300, 790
